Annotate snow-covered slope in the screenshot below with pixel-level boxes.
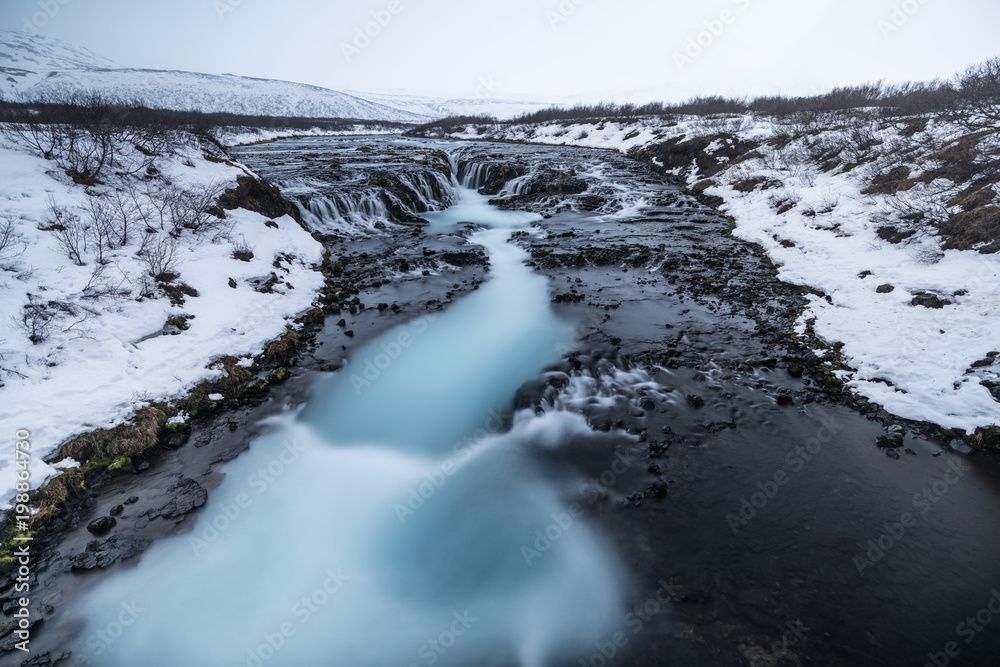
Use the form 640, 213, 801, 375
0, 30, 120, 98
0, 31, 555, 123
20, 68, 434, 122
0, 31, 430, 122
344, 89, 553, 121
0, 134, 326, 509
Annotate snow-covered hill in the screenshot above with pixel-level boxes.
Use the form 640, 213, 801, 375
0, 31, 553, 123
0, 30, 120, 98
0, 31, 429, 122
344, 89, 553, 121
20, 68, 434, 122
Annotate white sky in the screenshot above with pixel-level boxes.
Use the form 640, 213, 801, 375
2, 0, 999, 103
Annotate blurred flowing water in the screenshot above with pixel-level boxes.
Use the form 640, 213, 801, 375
73, 186, 627, 667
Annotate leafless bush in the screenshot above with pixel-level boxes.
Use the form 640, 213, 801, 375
231, 235, 255, 261
83, 196, 118, 264
138, 233, 179, 278
0, 213, 27, 265
0, 114, 66, 160
14, 296, 57, 344
165, 182, 226, 235
818, 190, 841, 213
956, 58, 1000, 130
46, 196, 89, 265
81, 262, 133, 301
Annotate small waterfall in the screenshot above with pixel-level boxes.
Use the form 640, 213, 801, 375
457, 161, 493, 190
500, 174, 534, 197
287, 170, 459, 235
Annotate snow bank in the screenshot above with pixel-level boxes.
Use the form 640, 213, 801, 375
0, 137, 325, 508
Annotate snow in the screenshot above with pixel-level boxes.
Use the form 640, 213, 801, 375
0, 136, 325, 508
17, 68, 433, 122
441, 114, 1000, 432
0, 30, 120, 98
343, 89, 554, 121
214, 126, 399, 148
1, 31, 555, 124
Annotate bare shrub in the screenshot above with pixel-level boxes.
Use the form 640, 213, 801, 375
81, 262, 133, 301
231, 235, 255, 261
83, 196, 118, 264
0, 213, 26, 265
46, 196, 88, 265
138, 233, 179, 278
165, 182, 226, 235
14, 296, 57, 344
956, 58, 1000, 130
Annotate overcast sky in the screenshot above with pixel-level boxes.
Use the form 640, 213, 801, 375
2, 0, 999, 103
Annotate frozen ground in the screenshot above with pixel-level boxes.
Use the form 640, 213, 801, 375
434, 115, 1000, 433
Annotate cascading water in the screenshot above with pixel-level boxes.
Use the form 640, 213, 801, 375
283, 169, 457, 234
72, 175, 626, 667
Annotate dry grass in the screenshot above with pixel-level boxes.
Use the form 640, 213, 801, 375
59, 406, 166, 462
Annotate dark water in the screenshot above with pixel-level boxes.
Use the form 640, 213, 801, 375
63, 135, 1000, 667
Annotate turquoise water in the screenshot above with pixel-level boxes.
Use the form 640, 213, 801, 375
74, 187, 625, 667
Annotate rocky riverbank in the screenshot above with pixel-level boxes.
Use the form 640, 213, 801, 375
5, 135, 1000, 667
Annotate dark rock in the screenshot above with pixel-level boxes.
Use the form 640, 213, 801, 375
125, 496, 139, 504
228, 277, 238, 289
876, 284, 895, 294
911, 292, 949, 309
70, 535, 149, 571
776, 394, 794, 406
86, 516, 116, 535
687, 394, 705, 408
109, 504, 124, 516
218, 175, 301, 222
876, 426, 905, 449
158, 478, 208, 520
646, 480, 669, 498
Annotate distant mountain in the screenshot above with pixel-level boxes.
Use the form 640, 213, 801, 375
0, 30, 120, 97
0, 31, 552, 123
19, 68, 434, 122
344, 89, 554, 121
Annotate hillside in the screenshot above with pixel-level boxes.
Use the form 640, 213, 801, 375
0, 31, 551, 123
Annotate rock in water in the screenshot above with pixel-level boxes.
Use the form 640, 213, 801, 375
86, 516, 116, 535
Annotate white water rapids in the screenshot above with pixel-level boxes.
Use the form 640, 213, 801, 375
73, 185, 626, 667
